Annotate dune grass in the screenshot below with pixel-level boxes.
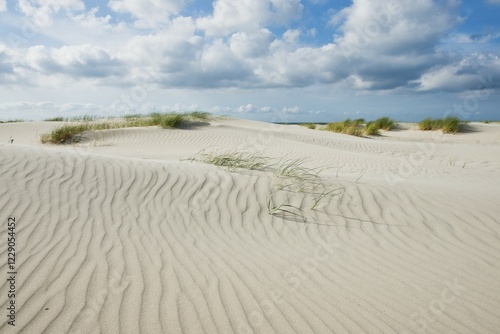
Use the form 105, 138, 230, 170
44, 115, 102, 122
40, 122, 127, 144
44, 117, 66, 122
418, 116, 461, 133
299, 123, 316, 129
325, 117, 396, 137
41, 112, 214, 144
150, 113, 184, 128
187, 150, 344, 222
189, 111, 211, 120
186, 150, 271, 172
268, 158, 343, 220
364, 122, 380, 136
364, 117, 396, 135
0, 119, 26, 123
325, 118, 364, 137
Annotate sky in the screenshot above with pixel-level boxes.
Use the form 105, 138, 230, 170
0, 0, 499, 122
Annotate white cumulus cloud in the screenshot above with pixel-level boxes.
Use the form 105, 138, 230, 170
108, 0, 187, 27
24, 44, 124, 80
417, 54, 500, 92
17, 0, 85, 26
197, 0, 303, 36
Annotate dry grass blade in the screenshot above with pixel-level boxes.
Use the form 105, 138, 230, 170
186, 150, 345, 223
187, 150, 271, 172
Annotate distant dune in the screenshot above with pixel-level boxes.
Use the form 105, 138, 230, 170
1, 118, 499, 333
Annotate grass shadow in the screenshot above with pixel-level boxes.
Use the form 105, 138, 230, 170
176, 120, 211, 129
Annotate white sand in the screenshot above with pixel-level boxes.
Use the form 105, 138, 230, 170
0, 119, 499, 333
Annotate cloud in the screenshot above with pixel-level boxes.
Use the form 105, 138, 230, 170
123, 17, 200, 68
447, 33, 500, 44
322, 0, 462, 90
119, 16, 255, 89
0, 101, 105, 120
24, 44, 124, 79
485, 0, 500, 4
0, 0, 6, 11
229, 29, 275, 58
0, 0, 495, 95
197, 0, 303, 36
17, 0, 85, 26
0, 45, 13, 72
417, 54, 500, 92
334, 0, 461, 55
252, 43, 348, 87
206, 103, 296, 115
281, 106, 302, 114
198, 40, 252, 85
0, 101, 283, 120
108, 0, 187, 27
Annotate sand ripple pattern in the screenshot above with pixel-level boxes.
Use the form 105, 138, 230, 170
0, 121, 499, 334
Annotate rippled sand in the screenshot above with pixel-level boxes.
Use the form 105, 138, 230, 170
1, 119, 499, 333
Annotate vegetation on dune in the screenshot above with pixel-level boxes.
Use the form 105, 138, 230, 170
364, 117, 395, 135
41, 122, 125, 144
324, 117, 396, 137
0, 119, 26, 123
38, 112, 469, 145
442, 117, 461, 133
186, 150, 344, 222
44, 115, 102, 122
40, 112, 214, 144
44, 117, 66, 122
186, 150, 271, 172
325, 118, 364, 137
42, 124, 89, 143
363, 122, 381, 136
370, 117, 395, 131
299, 123, 316, 129
418, 116, 461, 134
189, 111, 211, 120
150, 113, 184, 128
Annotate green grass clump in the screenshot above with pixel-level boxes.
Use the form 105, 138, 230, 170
152, 113, 184, 128
364, 122, 380, 135
431, 119, 443, 130
418, 118, 432, 131
299, 123, 316, 129
441, 116, 461, 133
189, 111, 211, 121
325, 119, 364, 137
418, 116, 461, 134
41, 124, 95, 144
41, 120, 148, 144
373, 117, 395, 131
325, 117, 396, 137
363, 117, 396, 136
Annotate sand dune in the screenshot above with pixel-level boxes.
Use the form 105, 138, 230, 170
0, 119, 499, 333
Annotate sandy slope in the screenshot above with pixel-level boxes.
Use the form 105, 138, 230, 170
0, 119, 499, 334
